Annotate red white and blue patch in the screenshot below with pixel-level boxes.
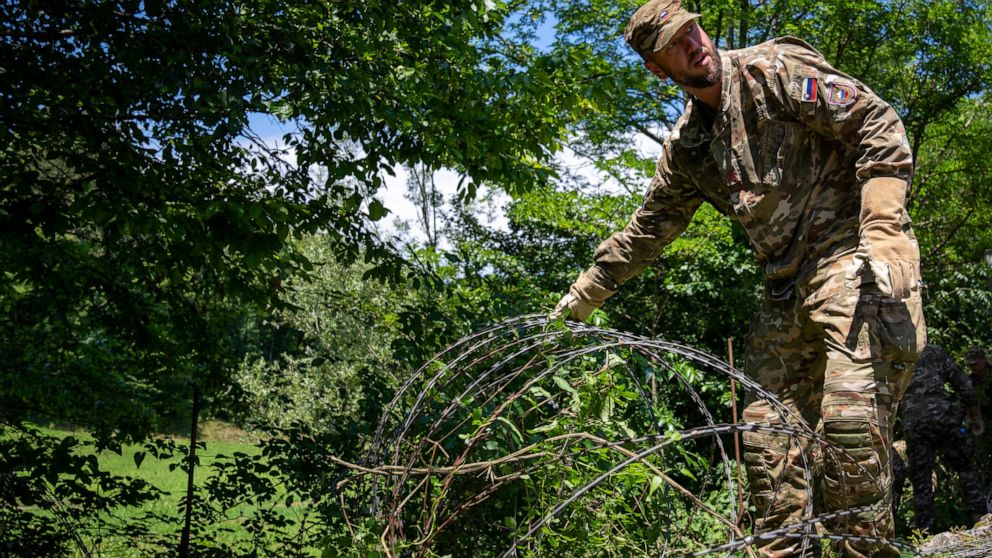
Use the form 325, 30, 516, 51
800, 77, 817, 103
827, 81, 857, 106
656, 10, 671, 31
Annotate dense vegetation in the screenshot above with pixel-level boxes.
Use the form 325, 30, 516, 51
2, 0, 990, 555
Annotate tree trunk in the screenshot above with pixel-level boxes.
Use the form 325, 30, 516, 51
179, 384, 200, 558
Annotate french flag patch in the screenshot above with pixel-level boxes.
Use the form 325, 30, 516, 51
801, 77, 817, 102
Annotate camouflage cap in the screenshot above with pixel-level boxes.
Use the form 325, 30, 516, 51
624, 0, 702, 55
965, 346, 988, 364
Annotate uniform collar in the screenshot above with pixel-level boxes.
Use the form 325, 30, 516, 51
677, 101, 710, 148
677, 51, 734, 148
717, 51, 733, 114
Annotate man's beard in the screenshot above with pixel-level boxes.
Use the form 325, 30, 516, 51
669, 46, 722, 89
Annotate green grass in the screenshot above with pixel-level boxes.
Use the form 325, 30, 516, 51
35, 421, 261, 505
41, 421, 258, 489
21, 422, 318, 557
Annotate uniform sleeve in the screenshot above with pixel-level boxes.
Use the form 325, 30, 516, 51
572, 139, 702, 305
764, 40, 913, 185
945, 355, 981, 409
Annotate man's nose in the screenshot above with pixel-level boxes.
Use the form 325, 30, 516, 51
683, 34, 701, 51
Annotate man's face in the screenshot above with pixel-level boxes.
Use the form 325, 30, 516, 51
643, 21, 721, 88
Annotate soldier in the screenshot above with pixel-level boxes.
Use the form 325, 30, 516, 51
900, 344, 986, 533
550, 0, 926, 556
965, 347, 990, 418
964, 346, 991, 483
890, 440, 909, 517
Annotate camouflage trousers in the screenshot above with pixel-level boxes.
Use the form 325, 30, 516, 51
742, 255, 926, 558
902, 418, 987, 531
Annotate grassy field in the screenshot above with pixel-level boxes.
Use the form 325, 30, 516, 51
23, 421, 318, 557
36, 420, 262, 495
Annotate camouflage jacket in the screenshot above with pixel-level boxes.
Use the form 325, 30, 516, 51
572, 37, 914, 304
901, 344, 979, 430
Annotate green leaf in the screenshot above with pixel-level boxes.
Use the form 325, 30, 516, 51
599, 394, 614, 423
552, 375, 577, 394
648, 475, 664, 497
528, 386, 553, 399
495, 416, 523, 444
527, 420, 559, 434
367, 200, 389, 221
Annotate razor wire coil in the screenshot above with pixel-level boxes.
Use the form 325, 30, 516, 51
341, 316, 938, 557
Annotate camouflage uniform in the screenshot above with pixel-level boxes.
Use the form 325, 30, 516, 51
569, 37, 926, 557
966, 347, 992, 483
890, 440, 908, 517
900, 344, 986, 531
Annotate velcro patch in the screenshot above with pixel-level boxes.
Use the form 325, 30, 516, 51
800, 77, 817, 102
656, 11, 671, 31
827, 82, 857, 106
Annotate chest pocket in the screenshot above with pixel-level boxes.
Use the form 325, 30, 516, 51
757, 117, 789, 188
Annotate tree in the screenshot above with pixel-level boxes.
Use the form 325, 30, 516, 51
1, 2, 589, 554
0, 0, 584, 437
403, 164, 445, 249
231, 234, 404, 440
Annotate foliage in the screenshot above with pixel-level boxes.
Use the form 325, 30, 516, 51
0, 0, 581, 440
1, 420, 346, 557
1, 1, 582, 554
348, 320, 741, 557
911, 94, 992, 357
0, 422, 164, 556
230, 234, 403, 438
2, 0, 992, 555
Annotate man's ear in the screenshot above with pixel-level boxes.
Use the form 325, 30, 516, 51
643, 60, 668, 80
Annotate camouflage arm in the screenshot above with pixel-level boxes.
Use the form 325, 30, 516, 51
571, 139, 702, 306
766, 38, 914, 186
764, 39, 919, 296
947, 357, 981, 409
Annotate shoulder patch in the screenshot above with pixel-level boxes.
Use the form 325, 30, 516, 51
800, 77, 817, 102
827, 81, 857, 106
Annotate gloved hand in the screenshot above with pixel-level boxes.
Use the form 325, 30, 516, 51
848, 177, 920, 299
550, 269, 616, 322
966, 406, 985, 437
548, 292, 596, 322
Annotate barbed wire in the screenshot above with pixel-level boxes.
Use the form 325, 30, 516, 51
339, 315, 930, 557
911, 486, 992, 558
